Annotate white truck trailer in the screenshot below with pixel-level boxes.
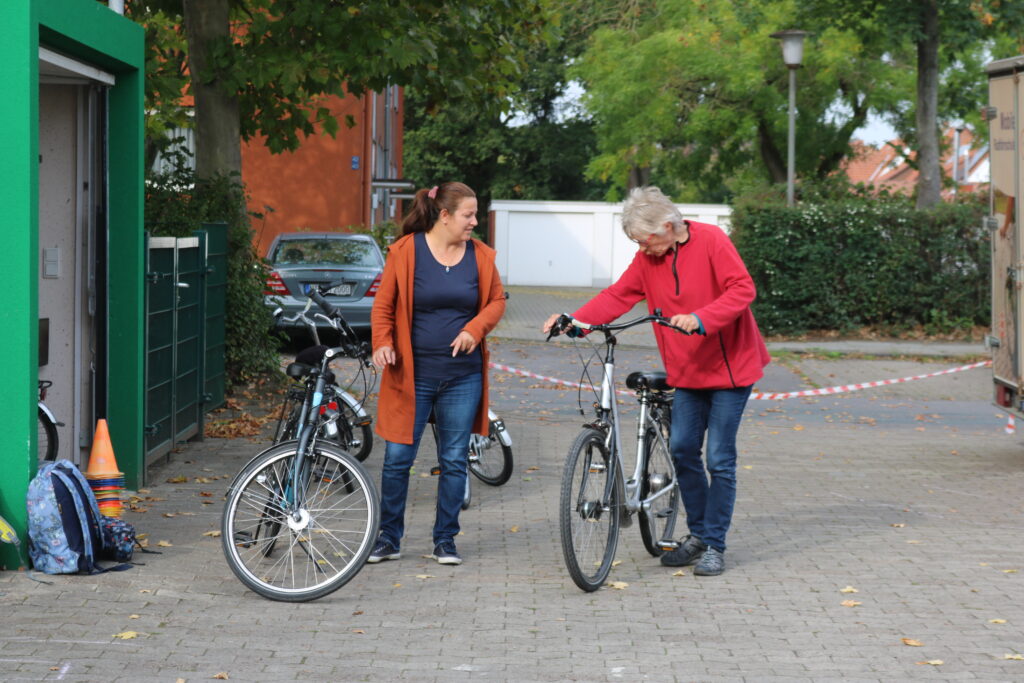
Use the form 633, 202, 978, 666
987, 55, 1024, 418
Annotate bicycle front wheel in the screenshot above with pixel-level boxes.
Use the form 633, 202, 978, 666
38, 408, 57, 464
560, 428, 620, 592
222, 441, 379, 602
468, 420, 513, 486
638, 415, 681, 556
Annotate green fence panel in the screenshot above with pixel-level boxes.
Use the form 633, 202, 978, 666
200, 222, 227, 413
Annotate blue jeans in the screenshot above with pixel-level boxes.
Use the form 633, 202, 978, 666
669, 385, 753, 553
378, 373, 482, 547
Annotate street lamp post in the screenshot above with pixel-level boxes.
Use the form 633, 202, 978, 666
770, 30, 808, 207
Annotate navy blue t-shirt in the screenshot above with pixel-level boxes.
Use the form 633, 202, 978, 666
412, 232, 482, 380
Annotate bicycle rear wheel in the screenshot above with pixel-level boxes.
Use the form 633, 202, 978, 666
222, 441, 379, 602
38, 408, 57, 464
638, 415, 681, 556
468, 420, 513, 486
560, 428, 620, 592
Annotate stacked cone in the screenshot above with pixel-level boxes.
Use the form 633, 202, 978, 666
86, 419, 124, 518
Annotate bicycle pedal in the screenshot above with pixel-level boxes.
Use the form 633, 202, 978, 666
430, 466, 441, 476
657, 538, 680, 551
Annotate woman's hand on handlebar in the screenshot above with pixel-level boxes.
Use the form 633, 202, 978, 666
668, 313, 701, 334
541, 313, 562, 335
373, 346, 395, 368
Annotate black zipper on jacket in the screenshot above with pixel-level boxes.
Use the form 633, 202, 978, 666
719, 335, 737, 388
671, 245, 680, 295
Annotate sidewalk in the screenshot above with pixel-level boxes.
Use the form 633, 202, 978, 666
496, 285, 987, 357
1, 290, 1017, 682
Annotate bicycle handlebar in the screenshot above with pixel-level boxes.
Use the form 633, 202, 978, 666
546, 309, 703, 341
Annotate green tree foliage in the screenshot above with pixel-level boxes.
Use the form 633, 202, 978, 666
138, 0, 556, 180
802, 0, 1024, 208
574, 0, 900, 202
403, 2, 611, 224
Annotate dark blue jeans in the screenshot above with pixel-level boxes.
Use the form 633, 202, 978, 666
669, 385, 753, 553
378, 373, 482, 547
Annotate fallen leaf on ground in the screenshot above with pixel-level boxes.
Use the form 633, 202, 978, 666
915, 660, 943, 666
392, 582, 402, 588
157, 540, 173, 547
611, 560, 622, 567
672, 570, 686, 576
351, 629, 365, 634
1004, 654, 1024, 660
990, 619, 1007, 624
891, 523, 906, 528
525, 466, 540, 472
1003, 569, 1018, 573
840, 586, 858, 593
129, 614, 140, 619
213, 673, 229, 680
509, 526, 520, 533
902, 638, 924, 647
166, 476, 187, 484
840, 600, 862, 607
607, 581, 628, 590
352, 611, 363, 616
743, 465, 753, 470
112, 631, 138, 639
202, 530, 221, 537
415, 574, 435, 579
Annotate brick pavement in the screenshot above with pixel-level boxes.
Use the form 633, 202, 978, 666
2, 309, 1020, 681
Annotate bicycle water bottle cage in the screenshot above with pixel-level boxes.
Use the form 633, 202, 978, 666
625, 371, 670, 392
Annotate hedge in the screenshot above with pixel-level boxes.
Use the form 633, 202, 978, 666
729, 196, 989, 335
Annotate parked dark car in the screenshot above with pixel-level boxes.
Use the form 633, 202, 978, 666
264, 232, 384, 333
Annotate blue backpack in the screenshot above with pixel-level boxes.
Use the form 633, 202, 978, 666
26, 460, 129, 574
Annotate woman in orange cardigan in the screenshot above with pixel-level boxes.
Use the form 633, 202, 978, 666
368, 182, 506, 566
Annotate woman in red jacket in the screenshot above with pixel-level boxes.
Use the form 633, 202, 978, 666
370, 182, 506, 566
543, 186, 768, 576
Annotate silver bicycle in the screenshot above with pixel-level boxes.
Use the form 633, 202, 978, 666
547, 310, 695, 592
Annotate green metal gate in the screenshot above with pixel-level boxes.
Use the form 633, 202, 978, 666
144, 223, 226, 468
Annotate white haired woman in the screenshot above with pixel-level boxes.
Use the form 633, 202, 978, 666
542, 186, 769, 576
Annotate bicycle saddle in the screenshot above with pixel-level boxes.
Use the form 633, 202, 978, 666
625, 371, 671, 392
286, 345, 335, 383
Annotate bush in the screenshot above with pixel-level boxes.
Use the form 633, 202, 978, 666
730, 192, 989, 336
145, 167, 281, 386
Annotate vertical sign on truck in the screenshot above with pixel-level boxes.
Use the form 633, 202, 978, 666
987, 56, 1024, 418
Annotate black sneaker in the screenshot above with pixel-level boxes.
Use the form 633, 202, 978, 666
431, 539, 462, 565
693, 547, 725, 576
366, 538, 400, 564
659, 535, 707, 567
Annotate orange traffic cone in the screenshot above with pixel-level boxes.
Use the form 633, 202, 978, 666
87, 419, 120, 476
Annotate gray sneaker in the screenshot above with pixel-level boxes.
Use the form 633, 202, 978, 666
659, 535, 707, 567
693, 547, 725, 576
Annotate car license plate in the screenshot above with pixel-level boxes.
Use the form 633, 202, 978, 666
327, 283, 352, 296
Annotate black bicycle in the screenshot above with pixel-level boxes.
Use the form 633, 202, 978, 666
271, 289, 375, 462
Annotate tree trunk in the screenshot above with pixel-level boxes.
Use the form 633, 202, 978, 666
183, 0, 241, 181
914, 0, 941, 209
757, 119, 787, 184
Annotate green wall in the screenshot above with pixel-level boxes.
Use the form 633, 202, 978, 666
0, 1, 143, 570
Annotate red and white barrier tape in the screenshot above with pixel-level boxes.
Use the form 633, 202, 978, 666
488, 359, 992, 401
748, 360, 992, 400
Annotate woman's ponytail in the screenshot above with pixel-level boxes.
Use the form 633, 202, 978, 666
401, 182, 477, 235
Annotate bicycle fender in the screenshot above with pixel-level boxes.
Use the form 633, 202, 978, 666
38, 402, 58, 425
490, 417, 513, 447
335, 388, 370, 421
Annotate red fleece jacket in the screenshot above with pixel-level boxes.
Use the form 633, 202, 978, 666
573, 221, 769, 390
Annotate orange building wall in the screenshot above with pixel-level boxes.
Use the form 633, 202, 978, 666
242, 89, 404, 258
